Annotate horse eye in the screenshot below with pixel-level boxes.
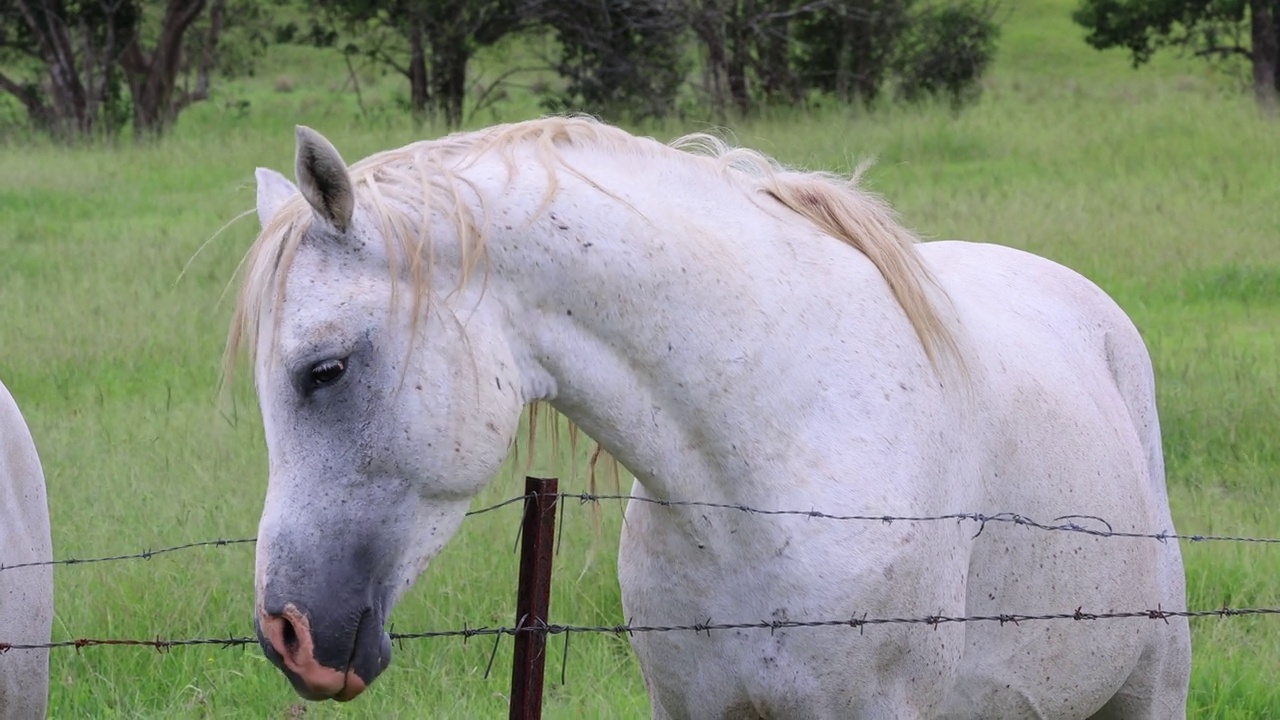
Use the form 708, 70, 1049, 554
309, 358, 347, 388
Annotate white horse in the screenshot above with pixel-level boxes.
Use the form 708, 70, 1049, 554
0, 380, 54, 718
232, 117, 1190, 718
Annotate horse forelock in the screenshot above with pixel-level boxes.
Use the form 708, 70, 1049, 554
223, 197, 310, 391
223, 145, 488, 390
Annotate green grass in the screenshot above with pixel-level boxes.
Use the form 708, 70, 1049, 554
2, 1, 1278, 716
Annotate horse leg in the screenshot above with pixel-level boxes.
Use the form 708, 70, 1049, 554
641, 659, 676, 720
1087, 627, 1190, 720
648, 699, 674, 720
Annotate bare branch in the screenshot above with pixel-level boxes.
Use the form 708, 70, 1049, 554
195, 0, 227, 98
1193, 44, 1253, 60
342, 50, 367, 117
468, 64, 554, 120
0, 69, 28, 97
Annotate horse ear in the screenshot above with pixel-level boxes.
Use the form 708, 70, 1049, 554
255, 167, 298, 230
294, 125, 354, 233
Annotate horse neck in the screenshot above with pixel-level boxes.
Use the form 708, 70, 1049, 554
471, 149, 880, 501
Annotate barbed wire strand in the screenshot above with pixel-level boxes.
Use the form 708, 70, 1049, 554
3, 605, 1278, 654
8, 488, 1280, 574
0, 538, 258, 573
561, 492, 1280, 545
0, 494, 535, 574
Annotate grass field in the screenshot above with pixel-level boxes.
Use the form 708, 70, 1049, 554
2, 0, 1279, 716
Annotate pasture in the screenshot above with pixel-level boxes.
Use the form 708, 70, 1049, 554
2, 0, 1278, 716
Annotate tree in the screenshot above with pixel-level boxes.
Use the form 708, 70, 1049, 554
310, 0, 532, 127
681, 0, 999, 115
1074, 0, 1280, 107
794, 0, 913, 104
683, 0, 807, 114
0, 0, 245, 139
894, 1, 999, 109
541, 0, 688, 120
0, 0, 140, 137
120, 0, 216, 136
171, 0, 271, 124
793, 0, 998, 110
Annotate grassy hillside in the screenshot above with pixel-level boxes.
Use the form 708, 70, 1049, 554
2, 1, 1278, 716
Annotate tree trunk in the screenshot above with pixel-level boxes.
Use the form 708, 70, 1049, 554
0, 73, 58, 132
755, 0, 798, 104
1252, 0, 1279, 109
726, 0, 752, 114
1274, 0, 1280, 93
835, 4, 853, 103
121, 0, 208, 138
176, 0, 227, 112
431, 34, 469, 128
849, 0, 877, 102
11, 0, 93, 136
689, 0, 729, 113
408, 18, 430, 121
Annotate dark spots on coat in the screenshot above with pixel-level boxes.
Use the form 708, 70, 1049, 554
566, 309, 573, 317
775, 537, 792, 558
721, 702, 764, 720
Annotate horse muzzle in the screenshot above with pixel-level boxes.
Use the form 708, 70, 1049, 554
255, 596, 392, 701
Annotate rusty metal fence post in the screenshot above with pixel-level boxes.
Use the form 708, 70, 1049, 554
509, 476, 559, 720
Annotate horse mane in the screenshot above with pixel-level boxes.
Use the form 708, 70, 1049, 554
664, 132, 961, 374
227, 115, 961, 389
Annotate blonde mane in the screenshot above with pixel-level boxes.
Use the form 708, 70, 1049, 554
227, 115, 959, 386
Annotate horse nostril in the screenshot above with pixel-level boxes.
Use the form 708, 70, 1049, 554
257, 602, 353, 699
259, 605, 308, 666
280, 615, 299, 655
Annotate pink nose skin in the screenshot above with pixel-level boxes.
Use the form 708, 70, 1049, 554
258, 603, 368, 701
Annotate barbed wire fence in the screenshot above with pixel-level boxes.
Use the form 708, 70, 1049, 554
4, 476, 1279, 717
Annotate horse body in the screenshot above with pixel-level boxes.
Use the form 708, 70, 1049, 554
0, 381, 54, 718
236, 118, 1189, 718
615, 240, 1187, 718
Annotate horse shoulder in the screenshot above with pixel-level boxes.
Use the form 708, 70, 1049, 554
0, 380, 54, 719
